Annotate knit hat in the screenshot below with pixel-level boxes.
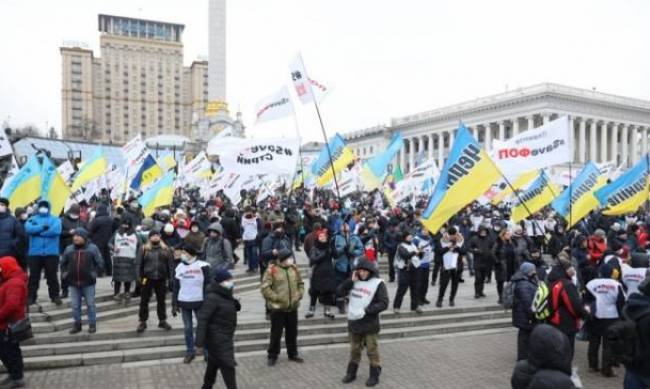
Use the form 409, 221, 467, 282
180, 244, 198, 257
594, 229, 606, 237
612, 222, 622, 232
213, 268, 233, 284
141, 218, 155, 230
73, 228, 89, 240
520, 262, 536, 276
163, 223, 174, 234
149, 229, 161, 238
277, 248, 293, 260
599, 263, 614, 278
0, 197, 9, 207
68, 203, 81, 214
512, 225, 523, 236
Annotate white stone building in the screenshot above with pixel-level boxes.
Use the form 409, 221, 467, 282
343, 83, 650, 173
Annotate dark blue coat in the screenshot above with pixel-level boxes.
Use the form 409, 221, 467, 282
0, 212, 25, 258
512, 271, 538, 330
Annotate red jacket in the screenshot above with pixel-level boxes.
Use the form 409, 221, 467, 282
586, 236, 606, 263
637, 227, 649, 250
0, 256, 27, 331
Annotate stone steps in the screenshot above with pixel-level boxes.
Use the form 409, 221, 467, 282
12, 311, 510, 371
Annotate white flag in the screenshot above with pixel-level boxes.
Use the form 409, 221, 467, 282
0, 129, 12, 158
289, 55, 315, 105
255, 86, 295, 124
56, 160, 76, 183
491, 116, 572, 178
121, 135, 148, 173
208, 137, 299, 177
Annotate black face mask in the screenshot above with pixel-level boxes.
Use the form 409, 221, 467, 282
274, 230, 283, 237
74, 241, 85, 248
151, 241, 160, 246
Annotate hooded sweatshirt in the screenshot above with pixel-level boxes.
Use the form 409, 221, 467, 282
0, 256, 27, 331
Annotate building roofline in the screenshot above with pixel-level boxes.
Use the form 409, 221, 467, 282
98, 13, 185, 30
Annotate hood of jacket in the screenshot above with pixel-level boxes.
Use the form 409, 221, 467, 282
0, 256, 23, 281
547, 264, 569, 284
527, 324, 572, 375
207, 222, 223, 234
354, 256, 378, 277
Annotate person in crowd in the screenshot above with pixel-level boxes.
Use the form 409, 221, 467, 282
173, 209, 191, 239
469, 225, 495, 299
414, 227, 434, 306
136, 230, 174, 333
0, 256, 27, 388
528, 246, 548, 283
585, 263, 626, 377
123, 200, 143, 228
337, 257, 389, 387
510, 225, 531, 277
11, 207, 28, 271
393, 230, 422, 314
548, 224, 570, 260
172, 245, 210, 363
25, 200, 62, 306
60, 228, 103, 334
202, 222, 234, 271
161, 223, 183, 250
493, 228, 515, 305
382, 222, 400, 282
622, 276, 650, 389
0, 198, 25, 268
183, 221, 206, 255
241, 207, 260, 273
90, 204, 115, 277
547, 256, 592, 359
220, 208, 241, 262
306, 229, 336, 319
260, 218, 292, 283
512, 262, 539, 361
195, 269, 240, 389
59, 203, 87, 298
260, 248, 304, 366
621, 253, 649, 296
109, 218, 140, 304
436, 226, 465, 308
333, 223, 364, 314
511, 324, 577, 389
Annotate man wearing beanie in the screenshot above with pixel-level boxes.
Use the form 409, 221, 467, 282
135, 230, 174, 333
261, 248, 304, 366
622, 273, 650, 387
59, 203, 87, 298
585, 262, 626, 377
0, 197, 25, 267
511, 261, 538, 360
172, 244, 210, 364
196, 268, 240, 389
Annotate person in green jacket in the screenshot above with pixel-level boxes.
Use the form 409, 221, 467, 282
261, 248, 305, 366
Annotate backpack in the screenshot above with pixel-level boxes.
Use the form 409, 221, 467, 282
502, 281, 515, 309
532, 281, 554, 321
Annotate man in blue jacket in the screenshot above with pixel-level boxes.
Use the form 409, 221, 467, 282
25, 200, 63, 305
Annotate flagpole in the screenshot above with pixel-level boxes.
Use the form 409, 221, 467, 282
299, 53, 343, 205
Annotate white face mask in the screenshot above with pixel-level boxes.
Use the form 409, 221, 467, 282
284, 258, 294, 266
69, 214, 79, 220
191, 226, 199, 233
180, 254, 189, 262
39, 207, 49, 215
0, 205, 6, 213
20, 214, 28, 221
221, 280, 234, 290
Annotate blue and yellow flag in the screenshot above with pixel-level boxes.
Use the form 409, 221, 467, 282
311, 134, 355, 187
420, 124, 502, 234
41, 157, 71, 216
71, 147, 108, 191
552, 161, 607, 227
595, 156, 650, 215
360, 132, 403, 190
0, 155, 41, 210
139, 172, 176, 217
491, 170, 539, 205
131, 154, 163, 190
159, 153, 177, 172
511, 171, 560, 223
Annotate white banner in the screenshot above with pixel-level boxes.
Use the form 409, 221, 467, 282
56, 160, 76, 183
121, 135, 148, 172
289, 55, 315, 105
0, 129, 13, 158
491, 116, 572, 178
180, 152, 212, 186
209, 137, 299, 176
255, 86, 295, 124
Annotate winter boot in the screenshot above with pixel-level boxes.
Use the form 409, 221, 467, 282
324, 306, 335, 320
366, 366, 381, 387
342, 362, 359, 383
69, 322, 82, 335
88, 324, 97, 334
305, 306, 316, 319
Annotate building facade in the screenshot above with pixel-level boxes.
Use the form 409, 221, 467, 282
343, 83, 650, 173
61, 14, 213, 144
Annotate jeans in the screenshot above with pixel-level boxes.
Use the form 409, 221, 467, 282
624, 369, 650, 389
268, 310, 299, 359
70, 284, 97, 325
466, 252, 475, 276
181, 307, 200, 354
0, 336, 24, 380
27, 255, 60, 301
244, 240, 259, 272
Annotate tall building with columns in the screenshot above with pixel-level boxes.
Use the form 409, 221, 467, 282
343, 83, 650, 173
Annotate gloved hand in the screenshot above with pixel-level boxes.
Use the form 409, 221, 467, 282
171, 305, 179, 317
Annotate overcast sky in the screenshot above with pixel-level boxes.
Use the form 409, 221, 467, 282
1, 0, 649, 142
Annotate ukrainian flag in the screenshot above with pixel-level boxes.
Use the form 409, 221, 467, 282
311, 134, 355, 187
41, 157, 71, 216
491, 169, 539, 205
71, 147, 107, 191
360, 133, 404, 191
420, 124, 502, 234
159, 153, 177, 172
511, 171, 560, 223
139, 172, 176, 217
0, 155, 41, 210
552, 161, 607, 227
595, 156, 650, 216
131, 154, 163, 190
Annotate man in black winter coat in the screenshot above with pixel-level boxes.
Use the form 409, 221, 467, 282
59, 203, 87, 297
0, 198, 25, 267
337, 257, 389, 387
511, 324, 577, 389
90, 204, 114, 277
622, 276, 650, 388
512, 262, 539, 361
468, 226, 494, 299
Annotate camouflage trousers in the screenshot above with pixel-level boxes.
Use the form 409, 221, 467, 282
349, 333, 380, 367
